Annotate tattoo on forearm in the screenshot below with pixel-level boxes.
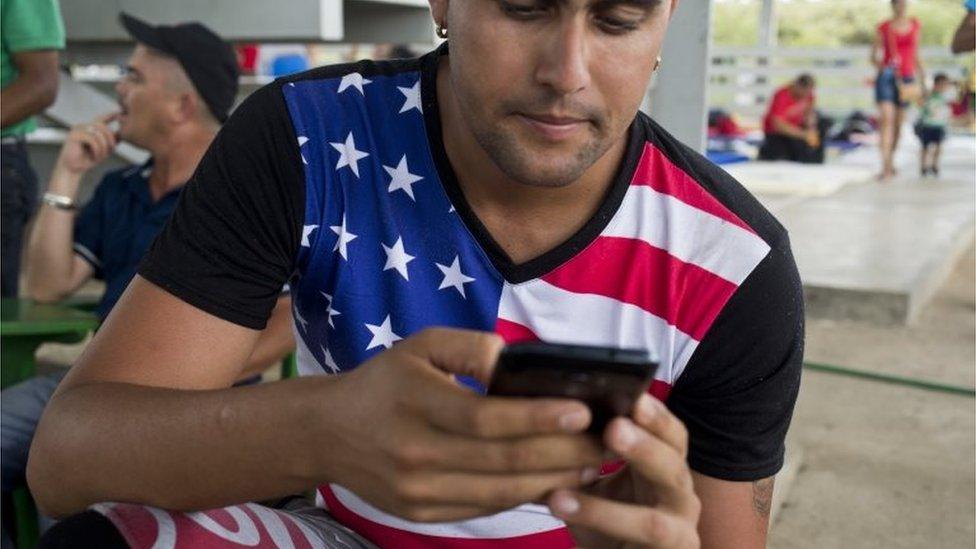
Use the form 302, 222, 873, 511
752, 477, 775, 518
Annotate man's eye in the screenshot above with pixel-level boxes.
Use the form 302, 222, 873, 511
499, 1, 549, 19
596, 15, 640, 34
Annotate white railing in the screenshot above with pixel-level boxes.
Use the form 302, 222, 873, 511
709, 46, 969, 119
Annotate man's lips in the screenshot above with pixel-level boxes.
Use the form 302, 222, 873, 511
516, 113, 589, 140
522, 113, 588, 125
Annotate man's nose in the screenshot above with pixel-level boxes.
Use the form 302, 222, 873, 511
534, 17, 592, 96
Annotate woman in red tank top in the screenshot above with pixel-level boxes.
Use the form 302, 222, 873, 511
870, 0, 925, 181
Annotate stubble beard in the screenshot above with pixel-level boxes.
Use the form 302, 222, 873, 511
468, 121, 610, 188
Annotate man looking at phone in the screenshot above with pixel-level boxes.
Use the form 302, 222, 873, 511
31, 1, 803, 548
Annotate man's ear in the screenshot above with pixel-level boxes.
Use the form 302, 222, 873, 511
174, 92, 198, 124
429, 0, 448, 29
668, 0, 681, 20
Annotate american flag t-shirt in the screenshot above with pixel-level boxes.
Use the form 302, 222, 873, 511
280, 59, 772, 547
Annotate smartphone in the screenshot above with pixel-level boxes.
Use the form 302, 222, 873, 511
487, 342, 658, 434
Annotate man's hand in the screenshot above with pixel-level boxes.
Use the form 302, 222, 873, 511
319, 328, 606, 523
26, 114, 118, 301
548, 394, 701, 548
54, 112, 120, 177
804, 129, 820, 149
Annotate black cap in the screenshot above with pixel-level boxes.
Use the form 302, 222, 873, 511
119, 12, 239, 123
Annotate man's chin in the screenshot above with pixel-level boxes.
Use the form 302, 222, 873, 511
118, 129, 145, 149
501, 158, 590, 188
505, 142, 600, 187
473, 124, 604, 187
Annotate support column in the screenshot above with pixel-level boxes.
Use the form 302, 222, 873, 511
644, 0, 714, 153
758, 0, 777, 48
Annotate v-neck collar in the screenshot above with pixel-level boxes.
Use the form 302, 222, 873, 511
419, 43, 644, 284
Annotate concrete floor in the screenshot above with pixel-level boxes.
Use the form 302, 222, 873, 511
769, 226, 975, 545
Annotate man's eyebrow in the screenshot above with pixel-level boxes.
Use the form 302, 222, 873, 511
590, 0, 662, 11
538, 0, 663, 9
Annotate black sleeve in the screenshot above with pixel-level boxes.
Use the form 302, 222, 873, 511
137, 81, 305, 329
667, 235, 804, 482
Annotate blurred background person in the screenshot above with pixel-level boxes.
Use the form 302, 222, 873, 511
2, 13, 294, 535
871, 0, 925, 182
0, 0, 65, 298
758, 74, 830, 163
951, 0, 975, 54
914, 73, 954, 177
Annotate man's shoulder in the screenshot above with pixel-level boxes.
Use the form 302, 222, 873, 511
2, 0, 65, 51
633, 112, 789, 252
230, 53, 430, 130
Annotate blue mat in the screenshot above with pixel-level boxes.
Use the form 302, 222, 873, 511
706, 150, 751, 165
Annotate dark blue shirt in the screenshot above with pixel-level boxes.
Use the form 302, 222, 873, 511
73, 160, 181, 320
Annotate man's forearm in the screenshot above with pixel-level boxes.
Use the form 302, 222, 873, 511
28, 375, 337, 518
0, 60, 59, 128
26, 169, 85, 300
771, 117, 805, 139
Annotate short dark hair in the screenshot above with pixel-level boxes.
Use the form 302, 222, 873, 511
796, 73, 816, 88
933, 73, 950, 84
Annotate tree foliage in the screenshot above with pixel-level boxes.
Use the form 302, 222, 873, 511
713, 0, 968, 47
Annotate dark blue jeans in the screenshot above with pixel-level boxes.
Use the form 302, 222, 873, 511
0, 140, 39, 298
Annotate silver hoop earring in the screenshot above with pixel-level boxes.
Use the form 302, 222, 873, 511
654, 56, 662, 72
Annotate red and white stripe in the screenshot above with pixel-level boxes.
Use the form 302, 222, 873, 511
497, 142, 770, 386
319, 486, 573, 548
93, 502, 328, 548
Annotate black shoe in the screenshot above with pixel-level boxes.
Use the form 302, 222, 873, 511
921, 167, 930, 177
932, 166, 939, 177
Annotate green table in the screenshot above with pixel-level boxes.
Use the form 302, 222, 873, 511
1, 298, 99, 389
1, 298, 98, 549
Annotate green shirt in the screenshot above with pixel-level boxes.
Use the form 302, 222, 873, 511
919, 92, 952, 129
1, 0, 65, 138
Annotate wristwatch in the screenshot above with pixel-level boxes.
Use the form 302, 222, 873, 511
41, 192, 78, 211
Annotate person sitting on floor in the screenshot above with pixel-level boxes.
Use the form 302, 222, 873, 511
759, 74, 831, 164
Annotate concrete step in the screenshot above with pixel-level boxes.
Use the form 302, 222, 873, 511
751, 137, 976, 326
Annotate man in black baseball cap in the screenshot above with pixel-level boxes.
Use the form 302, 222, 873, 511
10, 13, 292, 511
119, 12, 238, 123
25, 11, 243, 312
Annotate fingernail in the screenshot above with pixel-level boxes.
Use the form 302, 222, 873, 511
558, 409, 589, 432
580, 466, 600, 484
550, 491, 580, 516
615, 420, 638, 450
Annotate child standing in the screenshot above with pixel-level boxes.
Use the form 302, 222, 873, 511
915, 73, 953, 177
